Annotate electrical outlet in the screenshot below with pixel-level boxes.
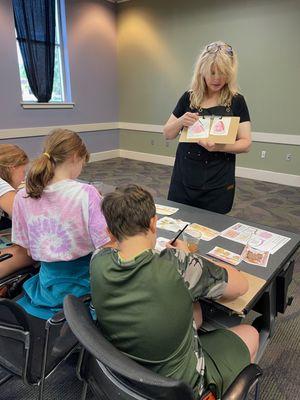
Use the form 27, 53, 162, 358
261, 150, 266, 159
165, 141, 169, 148
150, 139, 155, 146
286, 153, 292, 161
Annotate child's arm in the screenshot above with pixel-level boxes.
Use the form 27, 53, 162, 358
0, 191, 16, 217
88, 186, 111, 248
170, 245, 248, 302
200, 255, 249, 300
11, 190, 30, 250
213, 262, 248, 300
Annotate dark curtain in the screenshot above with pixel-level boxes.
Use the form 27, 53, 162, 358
13, 0, 56, 102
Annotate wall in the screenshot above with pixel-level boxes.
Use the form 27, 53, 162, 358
1, 0, 299, 180
118, 0, 300, 177
0, 0, 118, 154
0, 131, 118, 159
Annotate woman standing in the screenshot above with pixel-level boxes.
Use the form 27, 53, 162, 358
163, 41, 251, 214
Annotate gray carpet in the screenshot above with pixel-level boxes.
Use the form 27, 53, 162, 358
1, 158, 299, 400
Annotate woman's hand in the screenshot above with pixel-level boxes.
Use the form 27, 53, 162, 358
166, 239, 190, 253
180, 112, 199, 127
163, 113, 199, 140
197, 139, 217, 152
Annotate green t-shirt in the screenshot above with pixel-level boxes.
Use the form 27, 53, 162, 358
90, 247, 228, 397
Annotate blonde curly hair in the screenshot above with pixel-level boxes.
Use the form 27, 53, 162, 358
189, 41, 238, 109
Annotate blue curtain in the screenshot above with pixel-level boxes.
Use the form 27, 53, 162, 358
13, 0, 56, 103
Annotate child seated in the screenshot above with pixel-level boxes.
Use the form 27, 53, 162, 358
12, 129, 110, 319
90, 185, 259, 399
0, 144, 32, 279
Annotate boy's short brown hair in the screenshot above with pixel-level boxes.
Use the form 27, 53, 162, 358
101, 185, 156, 242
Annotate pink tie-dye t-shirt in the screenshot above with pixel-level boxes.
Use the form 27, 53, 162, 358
12, 179, 110, 262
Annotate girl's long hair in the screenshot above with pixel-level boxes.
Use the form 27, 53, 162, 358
189, 41, 238, 109
0, 144, 28, 185
26, 129, 89, 199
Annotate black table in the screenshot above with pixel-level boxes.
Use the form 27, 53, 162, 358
156, 198, 300, 360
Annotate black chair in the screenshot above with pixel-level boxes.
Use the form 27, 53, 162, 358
0, 215, 12, 230
0, 263, 39, 298
63, 295, 263, 400
0, 296, 86, 400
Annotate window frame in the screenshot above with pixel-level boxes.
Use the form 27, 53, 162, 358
16, 0, 74, 109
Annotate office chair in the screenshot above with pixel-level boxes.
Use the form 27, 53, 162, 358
64, 295, 263, 400
0, 228, 39, 298
0, 263, 39, 298
0, 295, 87, 400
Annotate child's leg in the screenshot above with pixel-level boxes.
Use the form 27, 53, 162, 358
229, 324, 259, 362
0, 245, 33, 279
193, 301, 203, 330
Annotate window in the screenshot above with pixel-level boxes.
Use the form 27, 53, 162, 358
16, 0, 69, 103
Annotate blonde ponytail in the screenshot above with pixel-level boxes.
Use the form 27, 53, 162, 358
26, 153, 56, 199
26, 128, 89, 199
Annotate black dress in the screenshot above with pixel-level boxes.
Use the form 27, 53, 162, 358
168, 92, 250, 214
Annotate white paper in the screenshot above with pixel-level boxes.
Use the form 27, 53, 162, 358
155, 204, 179, 216
207, 246, 241, 266
241, 245, 270, 267
155, 237, 170, 252
185, 223, 219, 241
221, 223, 290, 254
156, 217, 190, 233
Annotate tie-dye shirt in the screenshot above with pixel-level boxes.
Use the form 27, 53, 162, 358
12, 179, 109, 261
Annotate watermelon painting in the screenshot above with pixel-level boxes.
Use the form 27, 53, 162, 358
190, 120, 205, 133
186, 117, 210, 139
213, 120, 225, 133
210, 117, 231, 136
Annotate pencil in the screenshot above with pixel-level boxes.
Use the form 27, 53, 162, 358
170, 224, 189, 245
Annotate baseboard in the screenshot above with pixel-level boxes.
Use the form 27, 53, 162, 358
89, 149, 120, 162
92, 149, 300, 187
235, 167, 300, 187
119, 149, 175, 166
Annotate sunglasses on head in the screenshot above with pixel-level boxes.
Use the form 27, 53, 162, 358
205, 43, 234, 57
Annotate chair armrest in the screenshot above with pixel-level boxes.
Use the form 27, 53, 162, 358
79, 294, 91, 303
223, 364, 262, 400
49, 309, 66, 325
49, 294, 92, 325
0, 299, 30, 331
0, 264, 39, 286
0, 253, 13, 262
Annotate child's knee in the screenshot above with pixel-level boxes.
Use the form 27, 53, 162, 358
193, 302, 203, 330
230, 324, 259, 361
248, 325, 259, 345
245, 325, 259, 360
